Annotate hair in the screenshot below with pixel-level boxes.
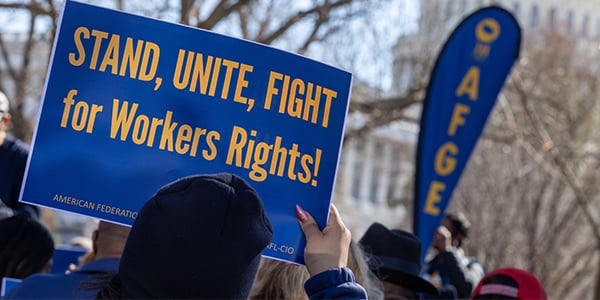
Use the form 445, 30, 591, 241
0, 214, 55, 279
348, 240, 384, 300
250, 240, 384, 300
445, 212, 471, 246
94, 274, 123, 299
250, 258, 310, 299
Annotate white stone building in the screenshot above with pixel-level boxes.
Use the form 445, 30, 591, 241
334, 0, 600, 238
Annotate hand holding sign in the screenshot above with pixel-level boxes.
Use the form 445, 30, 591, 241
297, 204, 351, 276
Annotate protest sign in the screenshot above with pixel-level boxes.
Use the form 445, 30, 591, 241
1, 277, 21, 297
413, 6, 521, 259
50, 245, 88, 274
21, 0, 352, 265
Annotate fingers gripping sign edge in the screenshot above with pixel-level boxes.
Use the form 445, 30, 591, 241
296, 204, 321, 240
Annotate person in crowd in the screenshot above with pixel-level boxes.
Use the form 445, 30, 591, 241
74, 249, 97, 272
423, 213, 485, 298
0, 214, 54, 284
69, 235, 94, 253
0, 199, 14, 219
348, 239, 385, 299
95, 173, 367, 299
4, 221, 130, 298
297, 202, 367, 299
359, 222, 440, 299
471, 267, 546, 300
250, 258, 310, 299
250, 239, 384, 299
0, 91, 38, 219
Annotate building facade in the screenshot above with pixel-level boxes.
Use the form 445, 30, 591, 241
335, 0, 600, 237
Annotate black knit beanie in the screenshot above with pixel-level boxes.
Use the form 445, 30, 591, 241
118, 173, 273, 298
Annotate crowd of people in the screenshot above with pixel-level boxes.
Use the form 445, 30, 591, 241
0, 89, 548, 299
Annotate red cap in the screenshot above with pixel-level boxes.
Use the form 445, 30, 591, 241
472, 268, 547, 300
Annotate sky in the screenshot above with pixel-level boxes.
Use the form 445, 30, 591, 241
0, 0, 420, 91
0, 0, 419, 32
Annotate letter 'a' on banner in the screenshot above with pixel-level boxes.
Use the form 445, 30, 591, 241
413, 6, 521, 260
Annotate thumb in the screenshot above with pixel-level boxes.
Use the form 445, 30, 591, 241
296, 204, 321, 240
327, 203, 345, 230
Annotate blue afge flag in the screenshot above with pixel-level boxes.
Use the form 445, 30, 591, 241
413, 6, 521, 260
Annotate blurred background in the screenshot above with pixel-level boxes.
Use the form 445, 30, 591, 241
1, 0, 600, 298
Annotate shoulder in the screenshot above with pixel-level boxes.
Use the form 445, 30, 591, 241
79, 257, 120, 273
1, 135, 28, 158
304, 267, 368, 300
4, 271, 101, 299
4, 274, 69, 298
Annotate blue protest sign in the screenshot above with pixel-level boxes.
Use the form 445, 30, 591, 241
413, 6, 521, 259
21, 0, 351, 265
1, 277, 22, 297
50, 245, 88, 274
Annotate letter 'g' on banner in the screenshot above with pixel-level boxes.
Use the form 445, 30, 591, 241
413, 6, 521, 260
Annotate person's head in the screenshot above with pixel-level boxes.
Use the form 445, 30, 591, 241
359, 222, 438, 299
69, 235, 93, 251
250, 258, 310, 300
442, 212, 470, 248
348, 239, 385, 300
471, 267, 547, 300
98, 173, 273, 299
0, 214, 55, 279
0, 91, 10, 144
91, 221, 131, 259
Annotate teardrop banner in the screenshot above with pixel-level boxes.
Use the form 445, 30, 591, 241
413, 6, 521, 260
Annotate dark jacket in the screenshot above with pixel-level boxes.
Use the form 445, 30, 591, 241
4, 258, 119, 299
423, 249, 484, 298
0, 134, 38, 218
304, 267, 368, 300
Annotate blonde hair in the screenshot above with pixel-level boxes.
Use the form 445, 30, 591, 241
250, 240, 384, 300
348, 240, 385, 300
250, 258, 310, 299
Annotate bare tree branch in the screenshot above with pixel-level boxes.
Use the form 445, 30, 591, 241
180, 0, 194, 25
197, 0, 252, 30
0, 2, 53, 16
257, 0, 352, 45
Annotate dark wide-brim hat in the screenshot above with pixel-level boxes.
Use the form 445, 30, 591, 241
359, 222, 438, 295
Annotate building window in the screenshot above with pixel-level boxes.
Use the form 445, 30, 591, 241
369, 176, 379, 204
459, 0, 467, 15
369, 141, 383, 203
512, 2, 519, 16
351, 142, 364, 201
581, 14, 589, 37
387, 146, 402, 203
548, 7, 556, 29
566, 10, 574, 34
530, 4, 538, 28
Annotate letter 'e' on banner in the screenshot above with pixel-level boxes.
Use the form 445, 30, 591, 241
413, 6, 521, 260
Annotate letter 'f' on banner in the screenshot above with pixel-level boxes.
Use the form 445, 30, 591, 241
413, 6, 521, 260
